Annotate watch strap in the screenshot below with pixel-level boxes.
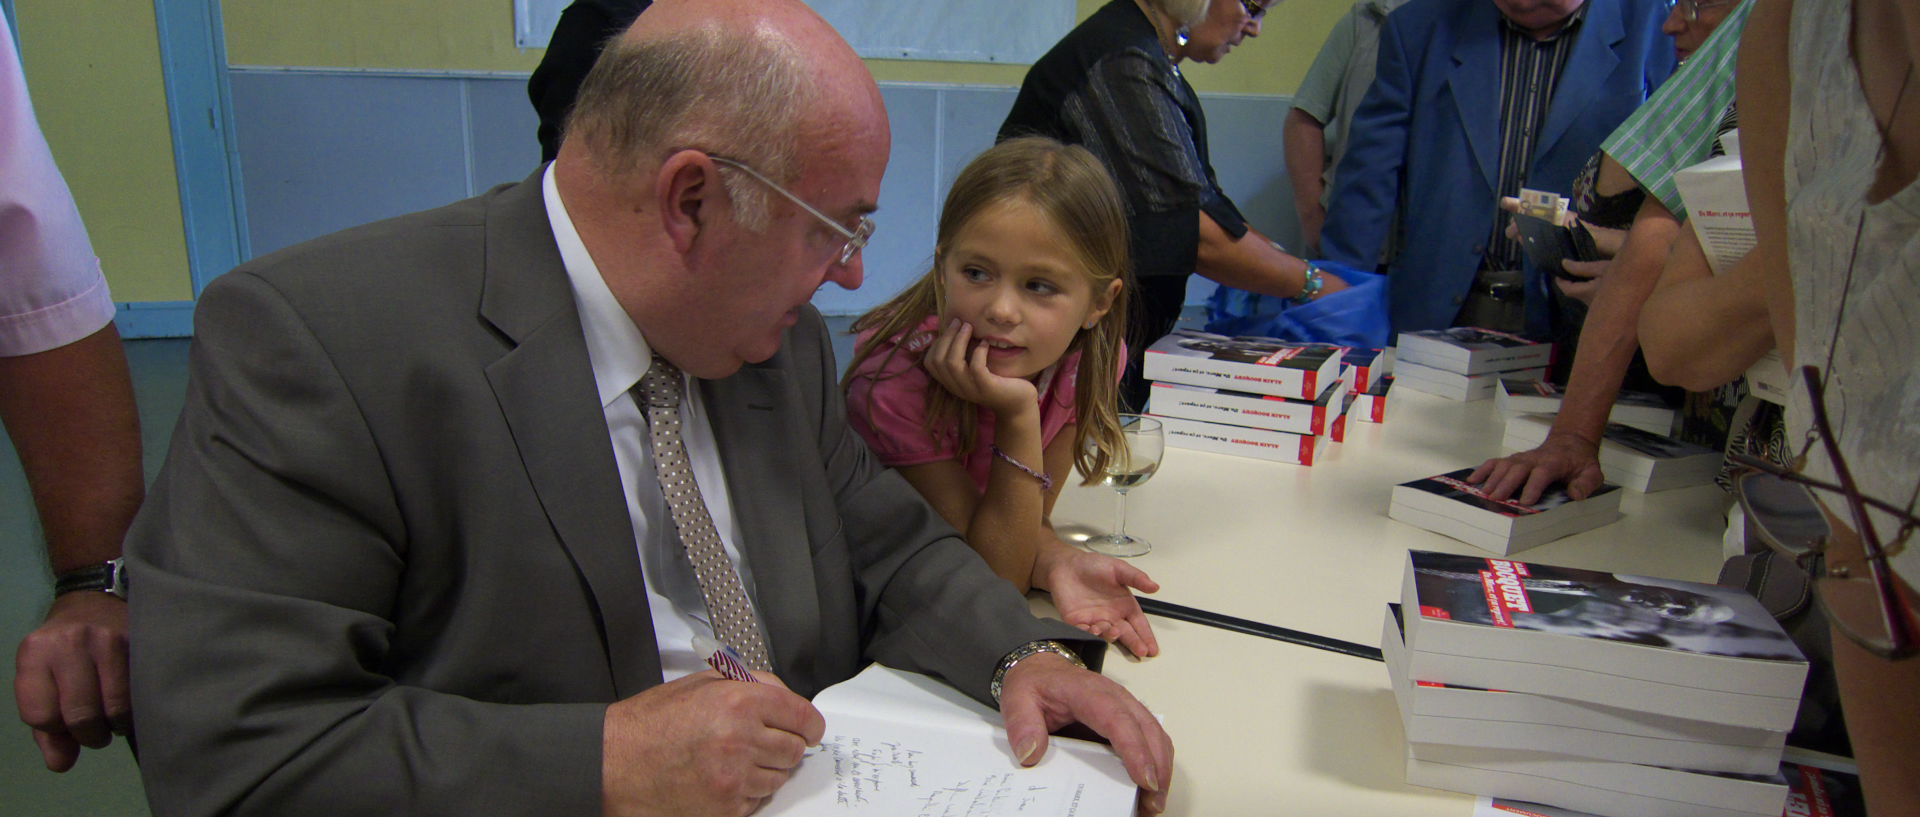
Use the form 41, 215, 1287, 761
54, 558, 126, 599
989, 639, 1087, 706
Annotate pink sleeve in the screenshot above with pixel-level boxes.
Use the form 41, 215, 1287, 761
0, 24, 114, 357
844, 350, 959, 467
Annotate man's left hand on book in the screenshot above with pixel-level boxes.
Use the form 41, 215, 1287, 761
1468, 431, 1605, 505
998, 654, 1173, 815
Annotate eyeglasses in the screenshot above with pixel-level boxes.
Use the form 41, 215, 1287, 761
1239, 0, 1273, 19
707, 155, 875, 266
1671, 0, 1735, 22
1731, 366, 1920, 659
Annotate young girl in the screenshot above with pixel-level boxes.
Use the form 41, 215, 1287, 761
843, 137, 1160, 657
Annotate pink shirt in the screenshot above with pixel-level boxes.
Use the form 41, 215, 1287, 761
1, 23, 114, 357
846, 316, 1088, 493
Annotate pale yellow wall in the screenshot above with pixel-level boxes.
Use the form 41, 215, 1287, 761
224, 0, 1353, 96
16, 0, 193, 302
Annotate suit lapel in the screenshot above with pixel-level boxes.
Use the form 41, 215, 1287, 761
1449, 4, 1504, 194
1534, 2, 1625, 166
480, 169, 664, 696
701, 363, 819, 678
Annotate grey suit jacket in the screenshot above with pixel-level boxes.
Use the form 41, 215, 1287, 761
126, 171, 1098, 816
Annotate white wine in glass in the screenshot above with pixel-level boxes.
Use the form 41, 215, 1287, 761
1086, 415, 1163, 557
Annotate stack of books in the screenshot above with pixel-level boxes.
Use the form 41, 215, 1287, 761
1346, 375, 1394, 427
1504, 414, 1722, 493
1334, 347, 1396, 438
1395, 328, 1552, 401
1388, 469, 1622, 554
1493, 378, 1675, 436
1384, 550, 1809, 817
1468, 757, 1863, 817
1142, 330, 1345, 465
1342, 347, 1394, 393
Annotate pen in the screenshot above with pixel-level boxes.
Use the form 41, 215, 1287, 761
696, 635, 761, 683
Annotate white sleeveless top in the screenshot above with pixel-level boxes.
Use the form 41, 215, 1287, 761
1782, 0, 1920, 584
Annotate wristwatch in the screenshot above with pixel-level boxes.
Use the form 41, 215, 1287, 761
989, 639, 1087, 705
1292, 261, 1327, 305
54, 557, 127, 600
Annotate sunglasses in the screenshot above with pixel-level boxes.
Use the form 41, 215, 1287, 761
1239, 0, 1273, 20
1731, 366, 1919, 659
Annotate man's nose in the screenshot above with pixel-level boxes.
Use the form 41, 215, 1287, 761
825, 252, 865, 291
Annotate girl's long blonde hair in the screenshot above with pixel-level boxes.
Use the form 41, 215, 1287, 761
843, 137, 1134, 486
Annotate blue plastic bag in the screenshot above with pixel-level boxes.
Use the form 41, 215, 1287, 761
1203, 260, 1391, 348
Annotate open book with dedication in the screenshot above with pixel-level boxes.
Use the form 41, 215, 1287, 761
1504, 414, 1721, 493
1396, 328, 1554, 375
1397, 550, 1808, 731
1141, 330, 1342, 400
1383, 604, 1786, 775
1388, 468, 1622, 554
1493, 378, 1676, 436
759, 663, 1135, 817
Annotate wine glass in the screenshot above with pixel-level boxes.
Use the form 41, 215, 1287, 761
1085, 414, 1164, 557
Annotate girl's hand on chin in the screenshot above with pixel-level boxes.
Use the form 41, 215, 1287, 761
923, 319, 1037, 417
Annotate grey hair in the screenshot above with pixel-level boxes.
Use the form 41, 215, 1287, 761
1142, 0, 1212, 27
562, 23, 815, 229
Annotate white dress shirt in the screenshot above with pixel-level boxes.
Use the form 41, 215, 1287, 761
543, 165, 764, 681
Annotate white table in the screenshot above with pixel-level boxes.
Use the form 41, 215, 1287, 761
1041, 388, 1735, 816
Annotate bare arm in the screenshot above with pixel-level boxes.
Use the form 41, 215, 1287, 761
1472, 196, 1684, 503
1637, 0, 1790, 385
1195, 215, 1349, 299
1283, 108, 1330, 254
0, 324, 144, 571
4, 323, 143, 771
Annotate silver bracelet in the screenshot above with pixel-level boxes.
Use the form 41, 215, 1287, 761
990, 444, 1053, 492
990, 640, 1087, 706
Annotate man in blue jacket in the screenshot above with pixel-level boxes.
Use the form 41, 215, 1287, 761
1321, 0, 1674, 335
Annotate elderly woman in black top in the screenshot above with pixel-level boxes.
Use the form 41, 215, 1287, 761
1000, 0, 1344, 407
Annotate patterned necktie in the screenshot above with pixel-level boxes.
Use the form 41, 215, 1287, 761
639, 354, 773, 673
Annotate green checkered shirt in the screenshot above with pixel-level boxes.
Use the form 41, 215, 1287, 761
1599, 0, 1755, 218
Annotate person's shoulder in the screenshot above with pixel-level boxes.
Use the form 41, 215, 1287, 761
1382, 0, 1478, 31
234, 182, 518, 289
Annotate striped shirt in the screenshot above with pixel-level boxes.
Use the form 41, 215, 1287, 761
1601, 0, 1755, 216
1484, 4, 1590, 271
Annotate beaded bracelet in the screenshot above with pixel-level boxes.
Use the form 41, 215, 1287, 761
990, 444, 1053, 492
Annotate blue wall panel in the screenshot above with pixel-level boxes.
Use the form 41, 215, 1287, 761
465, 77, 544, 192
230, 71, 471, 258
226, 71, 1292, 315
933, 86, 1015, 193
812, 84, 941, 316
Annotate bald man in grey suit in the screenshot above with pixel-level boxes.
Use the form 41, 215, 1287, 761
124, 2, 1173, 815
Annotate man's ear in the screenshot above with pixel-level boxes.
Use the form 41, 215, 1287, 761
657, 150, 717, 255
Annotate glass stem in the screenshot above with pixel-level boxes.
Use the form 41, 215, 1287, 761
1113, 488, 1130, 538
